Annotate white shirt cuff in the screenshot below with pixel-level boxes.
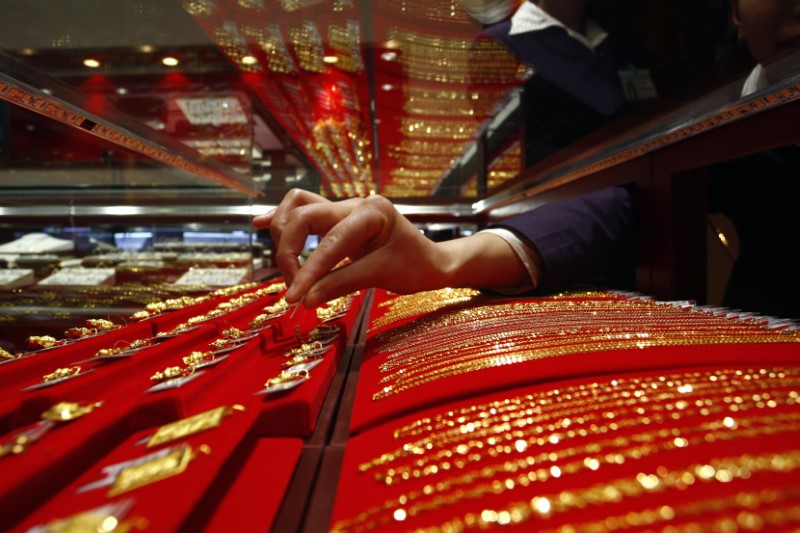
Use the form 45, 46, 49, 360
477, 227, 541, 294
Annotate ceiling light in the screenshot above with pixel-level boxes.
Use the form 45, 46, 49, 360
323, 55, 338, 64
139, 44, 155, 53
162, 56, 179, 67
83, 58, 101, 68
381, 83, 394, 91
241, 55, 258, 65
19, 48, 35, 56
175, 96, 248, 125
116, 87, 129, 95
381, 51, 398, 61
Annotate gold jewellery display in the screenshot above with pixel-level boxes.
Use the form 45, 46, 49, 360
94, 339, 153, 358
1, 401, 102, 457
265, 368, 310, 389
150, 365, 193, 383
368, 293, 800, 400
26, 335, 67, 351
331, 366, 800, 532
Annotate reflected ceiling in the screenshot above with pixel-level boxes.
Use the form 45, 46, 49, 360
0, 0, 526, 200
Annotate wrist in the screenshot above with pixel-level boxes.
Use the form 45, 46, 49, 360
436, 233, 532, 291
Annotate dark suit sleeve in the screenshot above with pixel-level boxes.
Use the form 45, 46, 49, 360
489, 186, 637, 294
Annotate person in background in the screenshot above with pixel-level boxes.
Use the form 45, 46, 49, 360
466, 0, 633, 165
703, 0, 800, 318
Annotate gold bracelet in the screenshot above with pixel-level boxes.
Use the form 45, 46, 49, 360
331, 449, 800, 532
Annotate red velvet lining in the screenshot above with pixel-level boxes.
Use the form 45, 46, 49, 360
333, 363, 800, 531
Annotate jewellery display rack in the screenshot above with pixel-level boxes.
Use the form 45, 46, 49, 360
0, 279, 368, 532
2, 284, 800, 531
328, 289, 800, 532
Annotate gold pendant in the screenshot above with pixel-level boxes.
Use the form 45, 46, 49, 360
146, 405, 244, 448
109, 444, 210, 496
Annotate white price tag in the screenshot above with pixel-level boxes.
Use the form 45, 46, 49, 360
174, 268, 249, 287
38, 268, 115, 287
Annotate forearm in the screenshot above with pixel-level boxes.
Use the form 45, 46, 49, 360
437, 232, 536, 291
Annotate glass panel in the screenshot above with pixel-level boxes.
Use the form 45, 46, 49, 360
0, 0, 796, 203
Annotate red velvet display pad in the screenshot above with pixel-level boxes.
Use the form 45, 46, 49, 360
7, 325, 219, 431
0, 400, 141, 530
220, 289, 365, 347
350, 291, 800, 434
249, 344, 339, 437
0, 320, 155, 391
332, 364, 800, 532
182, 438, 302, 532
144, 289, 261, 335
10, 404, 269, 533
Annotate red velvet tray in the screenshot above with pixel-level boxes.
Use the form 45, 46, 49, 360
333, 363, 800, 532
350, 291, 800, 433
9, 403, 277, 532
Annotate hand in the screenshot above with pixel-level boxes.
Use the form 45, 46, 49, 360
253, 189, 450, 308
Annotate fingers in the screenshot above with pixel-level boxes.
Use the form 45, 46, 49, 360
285, 198, 391, 303
303, 253, 383, 308
252, 207, 276, 229
252, 191, 405, 307
252, 188, 330, 232
251, 189, 333, 287
276, 200, 369, 291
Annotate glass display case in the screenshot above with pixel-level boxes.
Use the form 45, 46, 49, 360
0, 2, 798, 530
